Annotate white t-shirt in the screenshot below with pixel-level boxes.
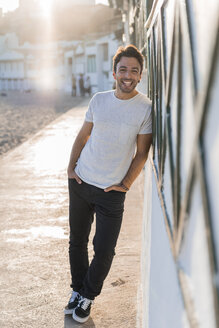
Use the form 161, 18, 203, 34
75, 90, 152, 189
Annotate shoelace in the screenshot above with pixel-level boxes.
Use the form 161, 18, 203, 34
79, 298, 93, 311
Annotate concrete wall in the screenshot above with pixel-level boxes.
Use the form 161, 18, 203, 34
140, 0, 219, 327
143, 160, 189, 327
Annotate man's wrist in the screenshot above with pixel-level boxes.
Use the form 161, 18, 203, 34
68, 163, 76, 171
119, 181, 130, 191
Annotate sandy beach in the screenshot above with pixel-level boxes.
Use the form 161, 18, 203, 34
0, 91, 84, 156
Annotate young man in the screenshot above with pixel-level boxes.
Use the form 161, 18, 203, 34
65, 45, 152, 323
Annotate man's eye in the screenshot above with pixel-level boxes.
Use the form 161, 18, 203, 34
132, 70, 138, 74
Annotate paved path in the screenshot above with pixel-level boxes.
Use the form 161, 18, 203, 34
0, 100, 144, 328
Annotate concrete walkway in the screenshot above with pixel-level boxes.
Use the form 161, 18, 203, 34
0, 100, 144, 328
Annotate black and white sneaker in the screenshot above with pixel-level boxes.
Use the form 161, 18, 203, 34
73, 296, 93, 323
64, 291, 80, 315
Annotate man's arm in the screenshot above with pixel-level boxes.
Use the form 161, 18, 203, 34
104, 133, 152, 192
67, 121, 93, 183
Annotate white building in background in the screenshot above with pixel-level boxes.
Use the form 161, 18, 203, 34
0, 33, 19, 50
0, 32, 120, 93
64, 33, 119, 94
53, 0, 95, 6
0, 50, 24, 91
86, 34, 118, 92
0, 33, 25, 91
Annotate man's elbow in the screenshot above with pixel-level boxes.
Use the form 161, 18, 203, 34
136, 151, 149, 163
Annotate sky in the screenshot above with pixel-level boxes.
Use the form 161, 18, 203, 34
0, 0, 109, 13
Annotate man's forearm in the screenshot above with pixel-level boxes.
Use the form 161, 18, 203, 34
68, 137, 87, 172
121, 152, 149, 189
67, 122, 93, 174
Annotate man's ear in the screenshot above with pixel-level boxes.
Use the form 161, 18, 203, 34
113, 71, 116, 80
138, 73, 142, 83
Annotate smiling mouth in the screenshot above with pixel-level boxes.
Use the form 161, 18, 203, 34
122, 80, 132, 87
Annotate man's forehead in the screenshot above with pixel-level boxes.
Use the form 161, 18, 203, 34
117, 56, 140, 69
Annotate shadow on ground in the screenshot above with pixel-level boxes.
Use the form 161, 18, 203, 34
64, 314, 96, 327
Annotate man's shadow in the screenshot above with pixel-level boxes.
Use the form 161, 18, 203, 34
64, 314, 96, 328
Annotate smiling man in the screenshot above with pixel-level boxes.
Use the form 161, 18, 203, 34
65, 45, 152, 323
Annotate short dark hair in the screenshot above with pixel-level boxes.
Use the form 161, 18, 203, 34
113, 45, 144, 74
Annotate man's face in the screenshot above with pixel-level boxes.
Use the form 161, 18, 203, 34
113, 56, 142, 94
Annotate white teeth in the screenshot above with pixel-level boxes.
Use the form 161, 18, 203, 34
123, 81, 132, 86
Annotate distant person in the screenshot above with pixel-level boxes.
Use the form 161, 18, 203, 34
65, 45, 152, 323
79, 74, 85, 97
71, 75, 76, 97
84, 76, 91, 96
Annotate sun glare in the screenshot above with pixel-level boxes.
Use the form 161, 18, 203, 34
39, 0, 53, 17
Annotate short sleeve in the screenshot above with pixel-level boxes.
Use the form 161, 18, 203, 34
138, 106, 152, 134
85, 96, 95, 122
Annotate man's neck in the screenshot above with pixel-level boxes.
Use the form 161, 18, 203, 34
114, 89, 138, 100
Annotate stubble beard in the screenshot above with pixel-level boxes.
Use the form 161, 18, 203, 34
117, 79, 138, 94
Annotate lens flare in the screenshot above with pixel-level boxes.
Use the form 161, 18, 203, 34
39, 0, 53, 17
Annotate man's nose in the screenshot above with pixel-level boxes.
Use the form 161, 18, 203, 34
124, 70, 132, 78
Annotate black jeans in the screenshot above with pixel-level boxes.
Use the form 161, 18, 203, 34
68, 178, 126, 300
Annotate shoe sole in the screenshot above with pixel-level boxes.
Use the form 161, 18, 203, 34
64, 306, 77, 315
72, 310, 89, 323
64, 308, 74, 315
